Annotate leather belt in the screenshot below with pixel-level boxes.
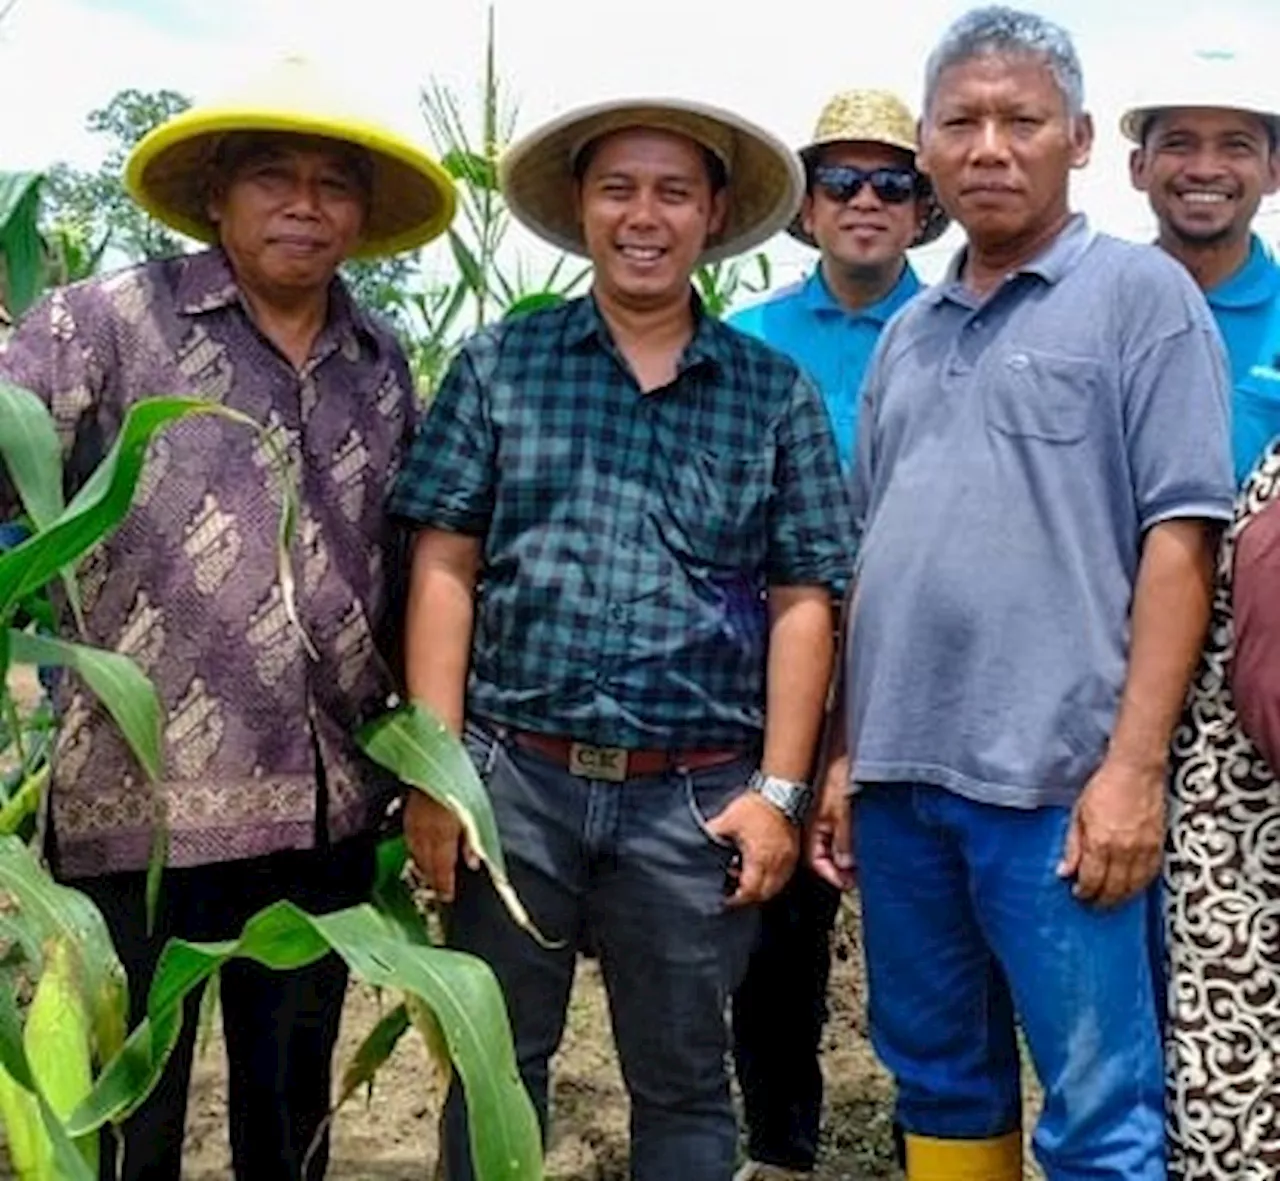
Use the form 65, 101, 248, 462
507, 730, 747, 783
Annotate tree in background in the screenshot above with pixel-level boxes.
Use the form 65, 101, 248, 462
44, 88, 192, 262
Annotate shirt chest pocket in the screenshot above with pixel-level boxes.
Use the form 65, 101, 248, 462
984, 349, 1101, 444
657, 444, 771, 569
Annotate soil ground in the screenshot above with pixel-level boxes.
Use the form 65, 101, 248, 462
179, 899, 1046, 1181
4, 667, 1045, 1179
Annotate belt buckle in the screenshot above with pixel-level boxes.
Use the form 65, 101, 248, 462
568, 742, 628, 782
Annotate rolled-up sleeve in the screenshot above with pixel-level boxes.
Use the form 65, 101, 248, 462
388, 334, 496, 535
765, 371, 854, 589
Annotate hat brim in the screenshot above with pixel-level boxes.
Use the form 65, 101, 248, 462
1120, 102, 1280, 143
124, 108, 457, 260
499, 98, 804, 266
786, 137, 950, 249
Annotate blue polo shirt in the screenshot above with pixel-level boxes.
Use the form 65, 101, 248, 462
728, 264, 921, 470
848, 216, 1234, 808
1204, 234, 1280, 484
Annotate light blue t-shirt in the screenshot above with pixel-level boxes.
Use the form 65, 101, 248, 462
848, 216, 1235, 809
1203, 234, 1280, 485
728, 264, 921, 470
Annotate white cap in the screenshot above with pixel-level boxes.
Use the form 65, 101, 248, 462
1119, 48, 1280, 144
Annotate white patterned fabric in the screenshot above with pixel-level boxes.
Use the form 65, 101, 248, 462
1167, 438, 1280, 1178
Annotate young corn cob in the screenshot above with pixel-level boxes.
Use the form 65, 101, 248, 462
0, 1055, 47, 1178
12, 937, 98, 1178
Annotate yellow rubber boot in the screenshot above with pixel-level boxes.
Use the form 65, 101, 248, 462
904, 1130, 1023, 1181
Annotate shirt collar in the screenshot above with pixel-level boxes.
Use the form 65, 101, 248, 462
802, 263, 922, 324
567, 290, 728, 375
1205, 235, 1280, 310
925, 213, 1094, 306
174, 247, 380, 358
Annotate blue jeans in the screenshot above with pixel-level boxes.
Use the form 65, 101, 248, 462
855, 783, 1165, 1181
439, 721, 760, 1181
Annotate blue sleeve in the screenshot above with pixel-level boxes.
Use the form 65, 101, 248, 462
1123, 319, 1235, 529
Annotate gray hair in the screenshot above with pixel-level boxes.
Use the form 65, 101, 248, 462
924, 6, 1085, 118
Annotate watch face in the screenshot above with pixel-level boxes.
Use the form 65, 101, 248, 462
752, 773, 812, 825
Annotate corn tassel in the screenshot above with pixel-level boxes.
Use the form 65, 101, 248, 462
17, 937, 97, 1178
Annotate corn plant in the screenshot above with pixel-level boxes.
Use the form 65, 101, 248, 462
0, 381, 541, 1179
694, 251, 773, 320
396, 4, 589, 395
0, 173, 46, 322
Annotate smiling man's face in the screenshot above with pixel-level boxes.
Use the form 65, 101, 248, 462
1131, 107, 1279, 252
575, 127, 727, 312
209, 133, 368, 302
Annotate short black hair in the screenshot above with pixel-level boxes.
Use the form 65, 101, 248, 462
571, 133, 729, 193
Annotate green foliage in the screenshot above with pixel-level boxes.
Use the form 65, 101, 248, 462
43, 89, 193, 263
389, 5, 588, 394
695, 251, 773, 319
0, 173, 46, 319
0, 384, 541, 1176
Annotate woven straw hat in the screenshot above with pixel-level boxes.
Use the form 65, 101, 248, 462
1119, 48, 1280, 144
499, 98, 804, 266
791, 89, 949, 248
124, 55, 456, 260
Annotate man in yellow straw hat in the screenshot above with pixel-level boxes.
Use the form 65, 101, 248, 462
0, 54, 454, 1180
390, 96, 852, 1179
727, 89, 946, 1181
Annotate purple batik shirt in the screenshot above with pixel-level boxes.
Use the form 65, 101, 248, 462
0, 248, 416, 878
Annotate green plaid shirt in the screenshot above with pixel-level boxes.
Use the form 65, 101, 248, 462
390, 294, 851, 747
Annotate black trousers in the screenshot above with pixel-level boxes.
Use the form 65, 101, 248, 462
71, 837, 375, 1181
731, 864, 842, 1171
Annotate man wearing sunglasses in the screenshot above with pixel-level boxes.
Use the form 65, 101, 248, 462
726, 90, 946, 1181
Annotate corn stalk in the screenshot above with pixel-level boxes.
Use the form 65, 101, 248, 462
0, 381, 542, 1178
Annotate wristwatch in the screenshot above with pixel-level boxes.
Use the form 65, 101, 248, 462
747, 769, 814, 827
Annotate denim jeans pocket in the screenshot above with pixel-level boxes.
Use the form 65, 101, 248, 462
683, 760, 754, 853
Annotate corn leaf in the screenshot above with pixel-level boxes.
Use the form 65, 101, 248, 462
0, 398, 209, 617
0, 384, 63, 533
336, 1000, 410, 1107
0, 837, 129, 1069
0, 977, 95, 1181
7, 631, 161, 783
371, 836, 430, 946
0, 382, 84, 627
68, 900, 541, 1181
0, 173, 45, 319
357, 704, 552, 945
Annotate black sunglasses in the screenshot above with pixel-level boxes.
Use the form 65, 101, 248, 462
811, 164, 920, 205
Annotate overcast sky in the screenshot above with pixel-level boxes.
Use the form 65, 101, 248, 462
2, 0, 1278, 285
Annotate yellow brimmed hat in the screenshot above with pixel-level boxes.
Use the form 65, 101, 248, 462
791, 89, 949, 248
124, 55, 456, 260
499, 97, 804, 266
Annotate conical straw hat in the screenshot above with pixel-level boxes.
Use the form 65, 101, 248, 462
124, 55, 456, 260
500, 97, 803, 266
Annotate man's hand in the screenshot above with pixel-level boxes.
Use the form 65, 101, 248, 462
707, 791, 799, 907
806, 754, 855, 891
1056, 756, 1166, 907
403, 792, 479, 903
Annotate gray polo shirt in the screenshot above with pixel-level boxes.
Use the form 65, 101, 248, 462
848, 215, 1234, 808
